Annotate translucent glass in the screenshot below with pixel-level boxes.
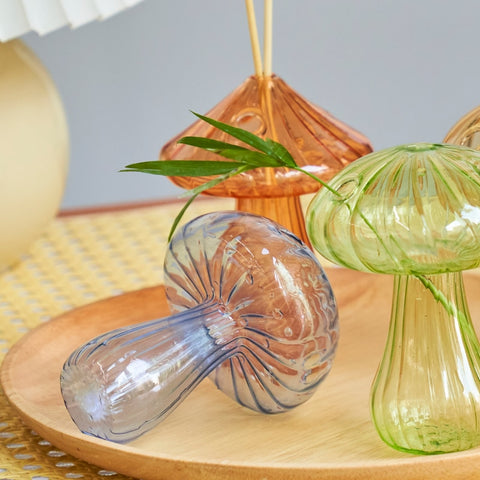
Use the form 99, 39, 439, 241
161, 74, 372, 244
61, 211, 338, 443
306, 143, 480, 454
444, 105, 480, 149
372, 273, 480, 454
307, 143, 480, 275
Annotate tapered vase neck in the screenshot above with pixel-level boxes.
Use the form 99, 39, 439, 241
60, 300, 236, 443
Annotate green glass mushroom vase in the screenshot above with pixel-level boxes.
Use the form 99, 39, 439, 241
306, 143, 480, 455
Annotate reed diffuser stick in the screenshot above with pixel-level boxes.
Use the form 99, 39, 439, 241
245, 0, 263, 76
263, 0, 273, 76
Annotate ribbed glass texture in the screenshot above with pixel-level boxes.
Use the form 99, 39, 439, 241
161, 75, 372, 197
306, 143, 480, 454
372, 273, 480, 454
444, 104, 480, 149
160, 74, 372, 245
60, 301, 228, 443
61, 211, 338, 443
307, 143, 480, 275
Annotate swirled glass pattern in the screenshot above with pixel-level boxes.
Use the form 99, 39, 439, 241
61, 211, 338, 443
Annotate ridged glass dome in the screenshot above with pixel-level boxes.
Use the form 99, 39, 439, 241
307, 143, 480, 275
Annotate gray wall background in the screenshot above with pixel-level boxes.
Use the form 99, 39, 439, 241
23, 0, 480, 208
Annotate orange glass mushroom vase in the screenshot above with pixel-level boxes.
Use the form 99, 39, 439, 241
160, 75, 372, 245
444, 104, 480, 149
307, 143, 480, 455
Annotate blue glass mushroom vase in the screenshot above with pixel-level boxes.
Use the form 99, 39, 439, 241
60, 211, 339, 443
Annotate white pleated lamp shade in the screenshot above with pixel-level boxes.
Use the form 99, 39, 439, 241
0, 0, 144, 41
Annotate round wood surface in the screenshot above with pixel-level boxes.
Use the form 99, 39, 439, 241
3, 268, 480, 480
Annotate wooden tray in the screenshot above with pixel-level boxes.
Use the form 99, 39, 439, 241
3, 268, 480, 480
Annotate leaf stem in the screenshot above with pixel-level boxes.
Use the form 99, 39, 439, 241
415, 274, 452, 312
169, 165, 251, 239
414, 273, 476, 339
292, 166, 341, 197
167, 193, 200, 242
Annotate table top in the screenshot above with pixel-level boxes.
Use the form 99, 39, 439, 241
0, 197, 234, 480
5, 196, 480, 480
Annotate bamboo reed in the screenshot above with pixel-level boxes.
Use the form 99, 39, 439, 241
245, 0, 263, 76
263, 0, 273, 76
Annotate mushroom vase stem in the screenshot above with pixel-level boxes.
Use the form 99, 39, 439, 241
61, 211, 338, 443
61, 301, 235, 443
306, 143, 480, 454
372, 272, 480, 454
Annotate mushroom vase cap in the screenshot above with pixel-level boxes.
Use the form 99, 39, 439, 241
164, 211, 339, 411
160, 75, 372, 198
306, 143, 480, 275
